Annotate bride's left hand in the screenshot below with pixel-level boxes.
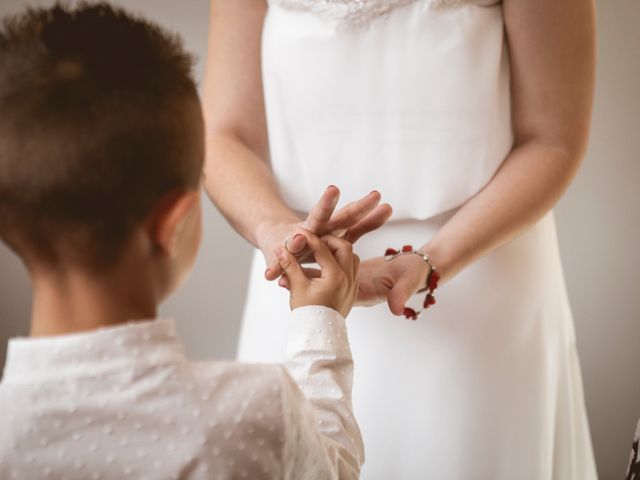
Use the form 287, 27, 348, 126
355, 254, 430, 315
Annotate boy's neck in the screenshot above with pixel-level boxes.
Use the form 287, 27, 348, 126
29, 262, 158, 337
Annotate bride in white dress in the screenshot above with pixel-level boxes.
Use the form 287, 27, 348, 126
204, 0, 598, 478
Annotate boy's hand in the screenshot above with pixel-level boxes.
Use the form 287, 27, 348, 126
276, 231, 360, 318
260, 186, 392, 281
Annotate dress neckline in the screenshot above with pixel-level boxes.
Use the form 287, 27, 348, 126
269, 0, 502, 30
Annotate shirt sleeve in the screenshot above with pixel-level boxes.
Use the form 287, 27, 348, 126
278, 305, 364, 480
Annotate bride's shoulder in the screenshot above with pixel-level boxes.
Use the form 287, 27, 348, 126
267, 0, 502, 29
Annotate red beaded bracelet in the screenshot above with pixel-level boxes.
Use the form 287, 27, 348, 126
384, 245, 441, 320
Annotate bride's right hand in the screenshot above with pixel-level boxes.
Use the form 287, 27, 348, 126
256, 185, 392, 281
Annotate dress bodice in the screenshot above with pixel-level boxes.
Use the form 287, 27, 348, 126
262, 0, 513, 220
269, 0, 502, 30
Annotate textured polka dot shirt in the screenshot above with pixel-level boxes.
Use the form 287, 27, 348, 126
0, 306, 363, 479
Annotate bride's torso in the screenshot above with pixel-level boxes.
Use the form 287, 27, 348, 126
262, 0, 513, 221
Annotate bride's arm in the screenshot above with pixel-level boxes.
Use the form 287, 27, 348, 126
203, 0, 296, 247
204, 0, 392, 280
422, 0, 596, 283
357, 0, 596, 314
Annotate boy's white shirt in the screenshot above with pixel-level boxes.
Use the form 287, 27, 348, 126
0, 306, 364, 479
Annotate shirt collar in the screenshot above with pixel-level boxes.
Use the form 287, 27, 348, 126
1, 319, 186, 385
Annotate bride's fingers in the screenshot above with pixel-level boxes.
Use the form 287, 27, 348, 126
303, 185, 340, 233
265, 258, 283, 281
285, 233, 307, 256
343, 203, 393, 243
267, 232, 309, 281
355, 277, 385, 307
326, 190, 381, 232
387, 276, 415, 316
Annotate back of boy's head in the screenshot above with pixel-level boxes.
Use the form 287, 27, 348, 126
0, 2, 204, 269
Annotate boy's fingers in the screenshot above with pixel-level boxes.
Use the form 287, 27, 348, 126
278, 267, 321, 289
353, 254, 361, 279
300, 231, 341, 277
321, 234, 355, 278
301, 267, 322, 279
275, 246, 307, 289
303, 186, 340, 233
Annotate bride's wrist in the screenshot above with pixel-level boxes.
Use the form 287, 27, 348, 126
418, 241, 450, 285
383, 244, 442, 319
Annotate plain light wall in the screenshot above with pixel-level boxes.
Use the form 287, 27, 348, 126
0, 1, 637, 478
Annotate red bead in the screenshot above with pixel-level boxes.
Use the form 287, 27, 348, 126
428, 270, 440, 292
423, 294, 436, 308
385, 248, 399, 256
403, 307, 418, 320
402, 245, 413, 253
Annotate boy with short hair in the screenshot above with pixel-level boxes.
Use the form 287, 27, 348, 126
0, 3, 367, 478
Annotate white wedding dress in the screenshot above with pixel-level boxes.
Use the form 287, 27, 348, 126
237, 1, 598, 478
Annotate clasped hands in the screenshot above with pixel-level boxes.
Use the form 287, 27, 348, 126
258, 186, 432, 317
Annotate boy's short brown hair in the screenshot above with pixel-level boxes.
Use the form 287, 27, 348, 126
0, 2, 204, 268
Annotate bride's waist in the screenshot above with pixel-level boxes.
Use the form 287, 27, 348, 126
288, 211, 457, 259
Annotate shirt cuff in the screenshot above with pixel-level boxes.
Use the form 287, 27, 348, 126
287, 305, 349, 356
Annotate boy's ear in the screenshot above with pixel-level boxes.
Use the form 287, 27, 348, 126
145, 190, 199, 258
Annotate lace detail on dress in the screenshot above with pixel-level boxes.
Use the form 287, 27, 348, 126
270, 0, 501, 30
